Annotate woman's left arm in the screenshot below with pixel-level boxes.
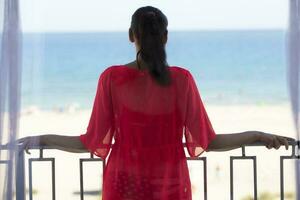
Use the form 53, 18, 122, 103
206, 131, 296, 152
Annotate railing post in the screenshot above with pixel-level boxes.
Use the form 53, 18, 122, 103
16, 149, 25, 200
79, 153, 104, 200
28, 148, 56, 200
187, 156, 207, 200
280, 143, 300, 200
230, 146, 257, 200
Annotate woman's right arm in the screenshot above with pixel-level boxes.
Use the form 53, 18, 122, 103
17, 135, 88, 154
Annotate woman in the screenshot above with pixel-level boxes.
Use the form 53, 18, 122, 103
16, 6, 295, 200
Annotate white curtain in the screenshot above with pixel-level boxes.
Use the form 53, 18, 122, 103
0, 0, 22, 199
287, 0, 300, 199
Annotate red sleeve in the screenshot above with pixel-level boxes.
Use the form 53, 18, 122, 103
80, 68, 115, 160
184, 71, 216, 157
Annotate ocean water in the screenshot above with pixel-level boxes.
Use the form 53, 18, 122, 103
21, 30, 288, 110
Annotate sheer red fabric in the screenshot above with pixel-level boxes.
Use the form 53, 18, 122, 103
80, 65, 216, 200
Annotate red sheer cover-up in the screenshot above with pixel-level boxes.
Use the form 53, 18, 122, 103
80, 65, 216, 200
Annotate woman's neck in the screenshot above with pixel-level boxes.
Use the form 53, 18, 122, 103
125, 60, 149, 70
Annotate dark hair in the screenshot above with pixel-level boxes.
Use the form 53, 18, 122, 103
130, 6, 171, 86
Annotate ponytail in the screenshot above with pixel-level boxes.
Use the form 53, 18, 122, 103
131, 6, 171, 86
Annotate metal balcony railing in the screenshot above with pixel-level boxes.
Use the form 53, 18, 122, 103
0, 140, 299, 200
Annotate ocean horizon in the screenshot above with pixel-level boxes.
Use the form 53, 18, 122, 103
21, 30, 289, 111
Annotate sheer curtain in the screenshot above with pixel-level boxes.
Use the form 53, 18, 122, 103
0, 0, 22, 199
0, 0, 299, 199
287, 0, 300, 199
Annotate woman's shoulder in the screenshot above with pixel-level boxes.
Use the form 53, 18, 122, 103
102, 65, 134, 73
103, 65, 123, 72
169, 65, 190, 75
105, 64, 190, 71
101, 64, 192, 78
169, 66, 195, 82
98, 65, 123, 77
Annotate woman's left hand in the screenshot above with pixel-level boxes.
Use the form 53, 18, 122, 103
256, 132, 296, 150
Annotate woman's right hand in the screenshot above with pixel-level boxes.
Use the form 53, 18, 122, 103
4, 135, 87, 154
16, 136, 41, 154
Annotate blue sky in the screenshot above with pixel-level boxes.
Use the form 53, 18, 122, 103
21, 0, 288, 32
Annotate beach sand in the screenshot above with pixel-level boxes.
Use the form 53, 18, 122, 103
12, 103, 298, 200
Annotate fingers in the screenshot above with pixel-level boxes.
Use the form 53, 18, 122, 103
272, 136, 281, 149
264, 134, 292, 150
3, 136, 40, 155
261, 133, 274, 149
17, 137, 27, 143
25, 148, 31, 155
283, 136, 296, 143
19, 138, 30, 154
258, 132, 292, 150
24, 139, 31, 155
18, 137, 33, 155
277, 136, 289, 150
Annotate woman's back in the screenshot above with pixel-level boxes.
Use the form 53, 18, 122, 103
111, 65, 188, 147
80, 64, 216, 200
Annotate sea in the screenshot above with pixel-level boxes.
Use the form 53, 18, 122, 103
21, 30, 289, 111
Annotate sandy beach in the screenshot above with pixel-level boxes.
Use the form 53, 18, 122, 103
9, 103, 298, 200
